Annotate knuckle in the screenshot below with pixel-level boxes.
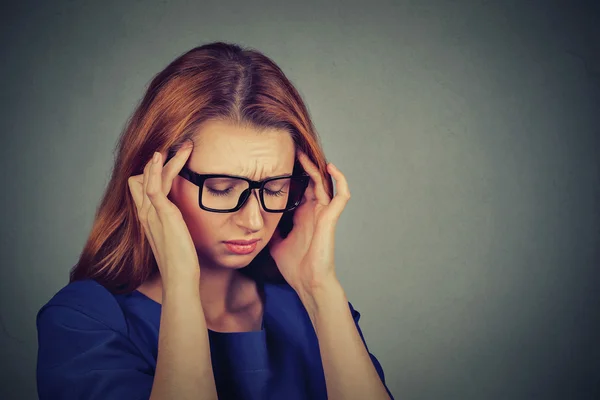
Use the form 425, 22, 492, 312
128, 176, 139, 188
146, 184, 160, 197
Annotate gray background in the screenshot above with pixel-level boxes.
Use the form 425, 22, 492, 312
1, 0, 599, 399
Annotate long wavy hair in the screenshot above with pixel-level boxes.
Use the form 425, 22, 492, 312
69, 42, 334, 294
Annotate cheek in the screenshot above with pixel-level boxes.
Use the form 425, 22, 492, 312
170, 180, 223, 246
263, 213, 283, 235
186, 212, 228, 248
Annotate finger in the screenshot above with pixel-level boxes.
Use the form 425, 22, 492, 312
146, 152, 173, 216
297, 151, 329, 205
127, 175, 144, 212
291, 182, 318, 230
301, 180, 317, 205
322, 163, 351, 223
140, 157, 153, 216
162, 139, 194, 194
293, 196, 317, 231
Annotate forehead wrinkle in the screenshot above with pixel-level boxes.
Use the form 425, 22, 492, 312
189, 121, 294, 179
233, 157, 286, 181
190, 147, 292, 179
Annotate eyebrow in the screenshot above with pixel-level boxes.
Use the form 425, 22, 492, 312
184, 166, 293, 181
216, 172, 293, 181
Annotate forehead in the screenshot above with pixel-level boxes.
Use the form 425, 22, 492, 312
188, 119, 295, 177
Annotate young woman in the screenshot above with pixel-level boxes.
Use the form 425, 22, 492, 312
36, 42, 394, 400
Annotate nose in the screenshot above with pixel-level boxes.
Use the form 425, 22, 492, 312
233, 189, 264, 232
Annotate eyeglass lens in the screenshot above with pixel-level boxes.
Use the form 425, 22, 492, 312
201, 177, 305, 211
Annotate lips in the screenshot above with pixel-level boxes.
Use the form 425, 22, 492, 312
223, 239, 260, 245
223, 239, 260, 255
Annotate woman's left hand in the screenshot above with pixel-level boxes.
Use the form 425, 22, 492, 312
269, 151, 351, 297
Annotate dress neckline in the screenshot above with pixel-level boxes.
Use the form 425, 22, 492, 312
130, 280, 268, 335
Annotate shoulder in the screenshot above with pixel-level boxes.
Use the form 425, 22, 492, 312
264, 281, 299, 301
264, 281, 306, 315
264, 281, 358, 316
37, 279, 127, 334
36, 280, 155, 399
263, 282, 309, 327
263, 281, 359, 330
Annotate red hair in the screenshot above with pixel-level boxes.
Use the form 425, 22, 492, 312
70, 42, 333, 293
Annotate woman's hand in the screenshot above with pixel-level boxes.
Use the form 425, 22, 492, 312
127, 140, 200, 286
269, 151, 351, 297
129, 142, 219, 400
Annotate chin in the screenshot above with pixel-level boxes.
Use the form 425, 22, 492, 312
205, 249, 260, 269
216, 254, 258, 270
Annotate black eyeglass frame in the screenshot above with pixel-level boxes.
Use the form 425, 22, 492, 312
177, 165, 310, 213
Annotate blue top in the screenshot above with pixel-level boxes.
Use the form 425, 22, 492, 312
36, 279, 393, 399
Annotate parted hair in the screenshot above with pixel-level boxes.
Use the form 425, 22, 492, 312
69, 42, 333, 293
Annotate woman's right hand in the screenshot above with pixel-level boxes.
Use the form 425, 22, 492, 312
129, 141, 218, 400
127, 140, 200, 285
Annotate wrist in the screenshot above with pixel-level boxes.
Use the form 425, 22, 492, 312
297, 276, 346, 321
161, 270, 201, 298
293, 265, 338, 297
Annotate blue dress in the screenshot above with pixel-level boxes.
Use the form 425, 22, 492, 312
36, 279, 394, 399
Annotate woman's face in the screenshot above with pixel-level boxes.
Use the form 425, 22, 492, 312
168, 119, 296, 270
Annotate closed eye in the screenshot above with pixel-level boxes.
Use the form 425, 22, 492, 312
264, 189, 287, 197
207, 187, 234, 196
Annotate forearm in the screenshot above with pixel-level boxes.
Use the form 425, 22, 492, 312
150, 273, 218, 400
298, 278, 390, 400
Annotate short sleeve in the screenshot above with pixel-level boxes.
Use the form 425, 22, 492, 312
36, 304, 154, 400
349, 302, 395, 400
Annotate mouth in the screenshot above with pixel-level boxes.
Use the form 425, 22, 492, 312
223, 239, 260, 245
223, 239, 261, 255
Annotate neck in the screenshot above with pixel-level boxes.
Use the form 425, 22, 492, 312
198, 265, 250, 318
138, 262, 261, 327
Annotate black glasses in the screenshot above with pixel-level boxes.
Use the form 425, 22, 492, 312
178, 166, 310, 213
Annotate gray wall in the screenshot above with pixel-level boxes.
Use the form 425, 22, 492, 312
1, 1, 598, 399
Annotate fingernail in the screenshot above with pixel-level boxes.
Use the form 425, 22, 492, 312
182, 139, 194, 149
152, 152, 159, 163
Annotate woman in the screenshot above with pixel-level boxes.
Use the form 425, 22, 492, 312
36, 42, 394, 400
